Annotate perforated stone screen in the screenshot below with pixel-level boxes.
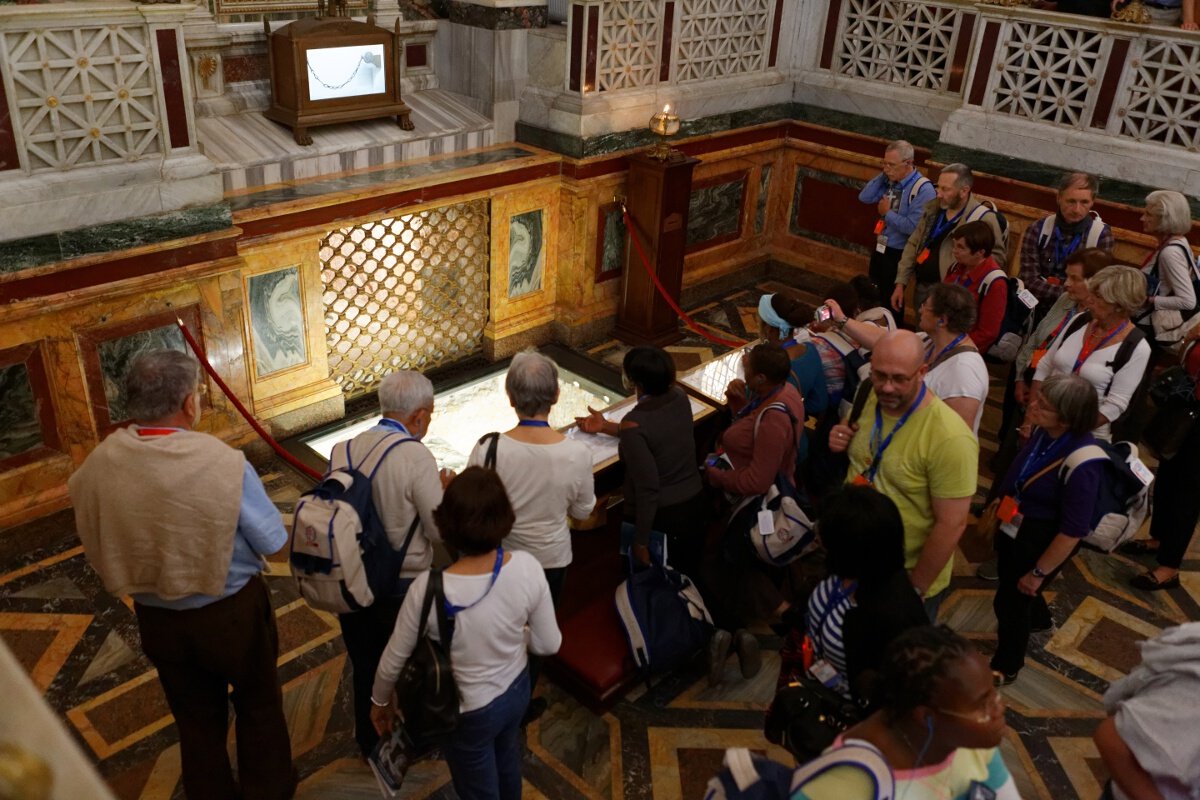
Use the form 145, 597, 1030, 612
319, 200, 491, 398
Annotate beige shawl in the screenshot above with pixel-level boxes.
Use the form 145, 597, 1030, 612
68, 427, 245, 600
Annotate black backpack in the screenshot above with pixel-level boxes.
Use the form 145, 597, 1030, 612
396, 571, 460, 744
1060, 314, 1150, 441
978, 269, 1036, 364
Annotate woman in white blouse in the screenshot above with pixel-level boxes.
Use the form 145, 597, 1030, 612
1032, 265, 1152, 441
1136, 190, 1197, 350
370, 467, 562, 800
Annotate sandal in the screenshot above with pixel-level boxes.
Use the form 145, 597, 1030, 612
1129, 571, 1180, 591
992, 670, 1018, 687
1118, 539, 1161, 556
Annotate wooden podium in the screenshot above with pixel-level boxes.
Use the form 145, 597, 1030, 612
613, 152, 699, 346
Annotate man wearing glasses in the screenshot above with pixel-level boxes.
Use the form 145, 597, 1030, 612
827, 331, 978, 622
857, 140, 936, 306
69, 350, 295, 800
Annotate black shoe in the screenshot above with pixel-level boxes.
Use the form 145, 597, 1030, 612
992, 670, 1018, 687
521, 697, 548, 727
1130, 571, 1180, 591
707, 629, 733, 686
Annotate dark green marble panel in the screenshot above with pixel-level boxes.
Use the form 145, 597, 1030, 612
98, 325, 189, 424
440, 0, 547, 29
600, 206, 626, 275
687, 177, 745, 247
0, 235, 63, 276
0, 363, 42, 460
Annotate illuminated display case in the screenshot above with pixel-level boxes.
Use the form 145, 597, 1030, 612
263, 14, 413, 145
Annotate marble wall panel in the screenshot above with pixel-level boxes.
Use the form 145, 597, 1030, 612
686, 174, 746, 252
595, 203, 626, 283
247, 266, 307, 378
0, 363, 42, 462
95, 324, 190, 425
755, 165, 772, 234
508, 209, 545, 298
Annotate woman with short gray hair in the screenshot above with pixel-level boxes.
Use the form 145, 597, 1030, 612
989, 373, 1105, 686
1032, 265, 1152, 440
465, 350, 595, 721
1136, 190, 1197, 349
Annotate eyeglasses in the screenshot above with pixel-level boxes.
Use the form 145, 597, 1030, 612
936, 689, 1005, 724
882, 159, 911, 169
869, 368, 921, 386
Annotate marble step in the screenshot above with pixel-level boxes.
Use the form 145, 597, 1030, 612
196, 89, 495, 193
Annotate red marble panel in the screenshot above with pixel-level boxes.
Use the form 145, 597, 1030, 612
768, 0, 784, 68
585, 6, 599, 92
0, 75, 19, 172
0, 238, 236, 304
155, 29, 189, 149
238, 162, 562, 239
1091, 38, 1131, 130
406, 43, 428, 69
948, 12, 976, 95
660, 2, 675, 82
569, 4, 583, 92
819, 0, 843, 70
968, 21, 1000, 107
223, 53, 270, 84
794, 171, 876, 250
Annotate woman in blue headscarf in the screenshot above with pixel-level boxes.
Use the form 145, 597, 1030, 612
757, 290, 828, 419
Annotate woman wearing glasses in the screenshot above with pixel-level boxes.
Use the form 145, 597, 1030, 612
792, 625, 1018, 800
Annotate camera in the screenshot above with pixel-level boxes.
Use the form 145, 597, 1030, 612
813, 304, 834, 323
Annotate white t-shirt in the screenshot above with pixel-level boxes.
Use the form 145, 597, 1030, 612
926, 350, 990, 436
1033, 324, 1152, 440
466, 434, 596, 569
372, 550, 562, 712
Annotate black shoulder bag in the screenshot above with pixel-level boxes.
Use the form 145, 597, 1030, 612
396, 571, 460, 744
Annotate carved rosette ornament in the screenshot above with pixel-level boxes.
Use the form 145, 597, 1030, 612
1112, 1, 1152, 23
197, 55, 217, 90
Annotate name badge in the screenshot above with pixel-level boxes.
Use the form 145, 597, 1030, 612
757, 509, 776, 535
916, 247, 931, 264
1129, 457, 1154, 486
1017, 288, 1038, 309
809, 658, 840, 688
873, 219, 886, 236
997, 495, 1022, 538
967, 782, 997, 800
875, 234, 888, 254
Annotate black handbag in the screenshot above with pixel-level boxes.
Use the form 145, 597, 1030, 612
1143, 403, 1200, 461
396, 570, 460, 743
1148, 364, 1198, 407
763, 674, 867, 762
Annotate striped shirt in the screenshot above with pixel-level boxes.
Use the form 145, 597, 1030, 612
805, 576, 857, 686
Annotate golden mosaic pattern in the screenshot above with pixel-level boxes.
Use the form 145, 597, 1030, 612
319, 200, 491, 398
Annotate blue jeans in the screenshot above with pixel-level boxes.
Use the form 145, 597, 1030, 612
442, 669, 530, 800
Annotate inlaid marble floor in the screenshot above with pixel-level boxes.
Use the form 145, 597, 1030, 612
2, 273, 1197, 799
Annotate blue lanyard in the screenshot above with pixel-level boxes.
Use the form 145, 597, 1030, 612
517, 419, 550, 428
1052, 227, 1084, 269
1072, 321, 1127, 374
377, 418, 412, 436
866, 384, 926, 483
780, 337, 798, 349
1014, 431, 1070, 501
950, 267, 976, 290
930, 333, 967, 365
444, 548, 504, 616
736, 384, 783, 419
926, 206, 966, 247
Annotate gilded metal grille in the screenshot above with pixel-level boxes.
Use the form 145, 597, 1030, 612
319, 200, 491, 398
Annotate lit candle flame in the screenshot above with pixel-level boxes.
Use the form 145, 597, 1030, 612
663, 104, 671, 114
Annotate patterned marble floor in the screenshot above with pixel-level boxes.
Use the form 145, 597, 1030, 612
2, 272, 1197, 799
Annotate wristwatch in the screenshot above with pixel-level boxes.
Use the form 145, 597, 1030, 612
1031, 565, 1048, 579
834, 316, 848, 331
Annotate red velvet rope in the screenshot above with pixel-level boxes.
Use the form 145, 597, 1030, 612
176, 318, 323, 482
620, 208, 747, 349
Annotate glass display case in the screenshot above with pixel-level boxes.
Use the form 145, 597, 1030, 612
677, 341, 759, 405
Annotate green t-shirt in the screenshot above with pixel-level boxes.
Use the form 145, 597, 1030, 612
794, 745, 1017, 800
845, 392, 978, 597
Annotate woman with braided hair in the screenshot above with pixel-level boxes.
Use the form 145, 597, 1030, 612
793, 625, 1019, 800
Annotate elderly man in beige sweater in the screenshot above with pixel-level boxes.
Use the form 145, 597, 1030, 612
68, 350, 295, 800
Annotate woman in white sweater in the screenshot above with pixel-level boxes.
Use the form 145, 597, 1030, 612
1136, 190, 1197, 349
370, 467, 562, 800
1032, 265, 1152, 441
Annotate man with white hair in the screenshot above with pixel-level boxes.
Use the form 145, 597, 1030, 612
69, 350, 295, 800
858, 139, 936, 305
332, 369, 453, 759
828, 331, 978, 620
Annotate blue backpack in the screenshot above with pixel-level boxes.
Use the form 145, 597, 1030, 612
703, 743, 894, 800
614, 558, 713, 676
290, 433, 421, 613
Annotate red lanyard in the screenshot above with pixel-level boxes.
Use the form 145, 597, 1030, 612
135, 427, 181, 436
1072, 321, 1127, 374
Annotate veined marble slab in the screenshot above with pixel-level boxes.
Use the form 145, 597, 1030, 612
198, 88, 500, 195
